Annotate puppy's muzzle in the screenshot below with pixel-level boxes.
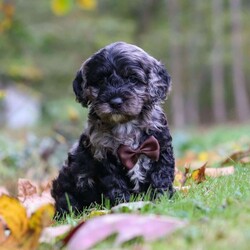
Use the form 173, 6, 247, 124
109, 97, 123, 109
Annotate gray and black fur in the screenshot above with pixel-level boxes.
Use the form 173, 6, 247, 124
51, 42, 175, 215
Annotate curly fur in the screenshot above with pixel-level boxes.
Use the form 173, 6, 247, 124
51, 42, 175, 215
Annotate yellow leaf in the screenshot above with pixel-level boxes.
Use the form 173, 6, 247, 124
191, 162, 207, 183
24, 204, 54, 250
0, 195, 55, 250
77, 0, 97, 10
51, 0, 72, 16
0, 195, 28, 241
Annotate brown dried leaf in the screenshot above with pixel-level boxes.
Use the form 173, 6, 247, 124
222, 148, 250, 165
18, 179, 54, 216
18, 179, 38, 203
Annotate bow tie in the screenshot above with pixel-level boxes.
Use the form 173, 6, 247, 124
117, 136, 160, 170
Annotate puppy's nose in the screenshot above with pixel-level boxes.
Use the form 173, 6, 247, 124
110, 97, 123, 108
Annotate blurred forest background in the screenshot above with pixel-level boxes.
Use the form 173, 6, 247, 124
1, 0, 250, 128
0, 0, 250, 189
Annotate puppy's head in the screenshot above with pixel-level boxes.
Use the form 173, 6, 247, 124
73, 42, 171, 124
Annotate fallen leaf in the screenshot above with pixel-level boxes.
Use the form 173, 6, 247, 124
0, 195, 28, 241
111, 201, 154, 213
222, 148, 250, 165
240, 156, 250, 164
190, 162, 207, 183
18, 179, 54, 216
188, 161, 207, 170
65, 214, 186, 250
39, 225, 71, 244
18, 179, 37, 202
174, 168, 187, 187
0, 195, 54, 250
205, 166, 235, 177
25, 204, 55, 250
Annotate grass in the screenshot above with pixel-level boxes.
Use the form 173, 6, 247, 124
45, 124, 250, 250
150, 166, 250, 249
87, 164, 249, 250
1, 123, 249, 249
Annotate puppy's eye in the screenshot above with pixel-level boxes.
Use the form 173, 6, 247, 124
129, 76, 138, 84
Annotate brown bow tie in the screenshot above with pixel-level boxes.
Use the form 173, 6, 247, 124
117, 136, 160, 170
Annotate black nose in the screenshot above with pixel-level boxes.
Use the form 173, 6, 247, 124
110, 97, 123, 108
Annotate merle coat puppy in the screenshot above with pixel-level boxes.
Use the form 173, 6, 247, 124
52, 42, 175, 215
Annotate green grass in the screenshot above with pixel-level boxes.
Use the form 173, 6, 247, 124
47, 125, 250, 250
86, 164, 249, 250
149, 167, 250, 250
1, 124, 249, 249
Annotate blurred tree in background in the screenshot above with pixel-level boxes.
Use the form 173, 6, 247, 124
0, 0, 250, 128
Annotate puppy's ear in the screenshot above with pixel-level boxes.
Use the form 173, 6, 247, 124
73, 70, 89, 107
149, 62, 172, 102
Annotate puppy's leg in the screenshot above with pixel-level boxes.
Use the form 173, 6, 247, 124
97, 156, 131, 205
148, 129, 175, 199
51, 135, 101, 216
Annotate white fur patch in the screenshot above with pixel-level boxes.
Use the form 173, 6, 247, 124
128, 155, 151, 191
77, 174, 95, 188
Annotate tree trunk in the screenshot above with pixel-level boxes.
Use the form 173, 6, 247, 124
211, 0, 227, 123
230, 0, 250, 121
168, 0, 185, 128
185, 0, 202, 126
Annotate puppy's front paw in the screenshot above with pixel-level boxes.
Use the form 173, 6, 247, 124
107, 189, 130, 205
150, 186, 175, 200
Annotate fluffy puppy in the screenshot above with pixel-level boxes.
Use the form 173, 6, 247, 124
51, 42, 175, 215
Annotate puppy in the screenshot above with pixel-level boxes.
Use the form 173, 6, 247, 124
51, 42, 175, 215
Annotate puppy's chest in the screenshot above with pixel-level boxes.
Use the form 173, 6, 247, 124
88, 122, 153, 191
88, 122, 142, 160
